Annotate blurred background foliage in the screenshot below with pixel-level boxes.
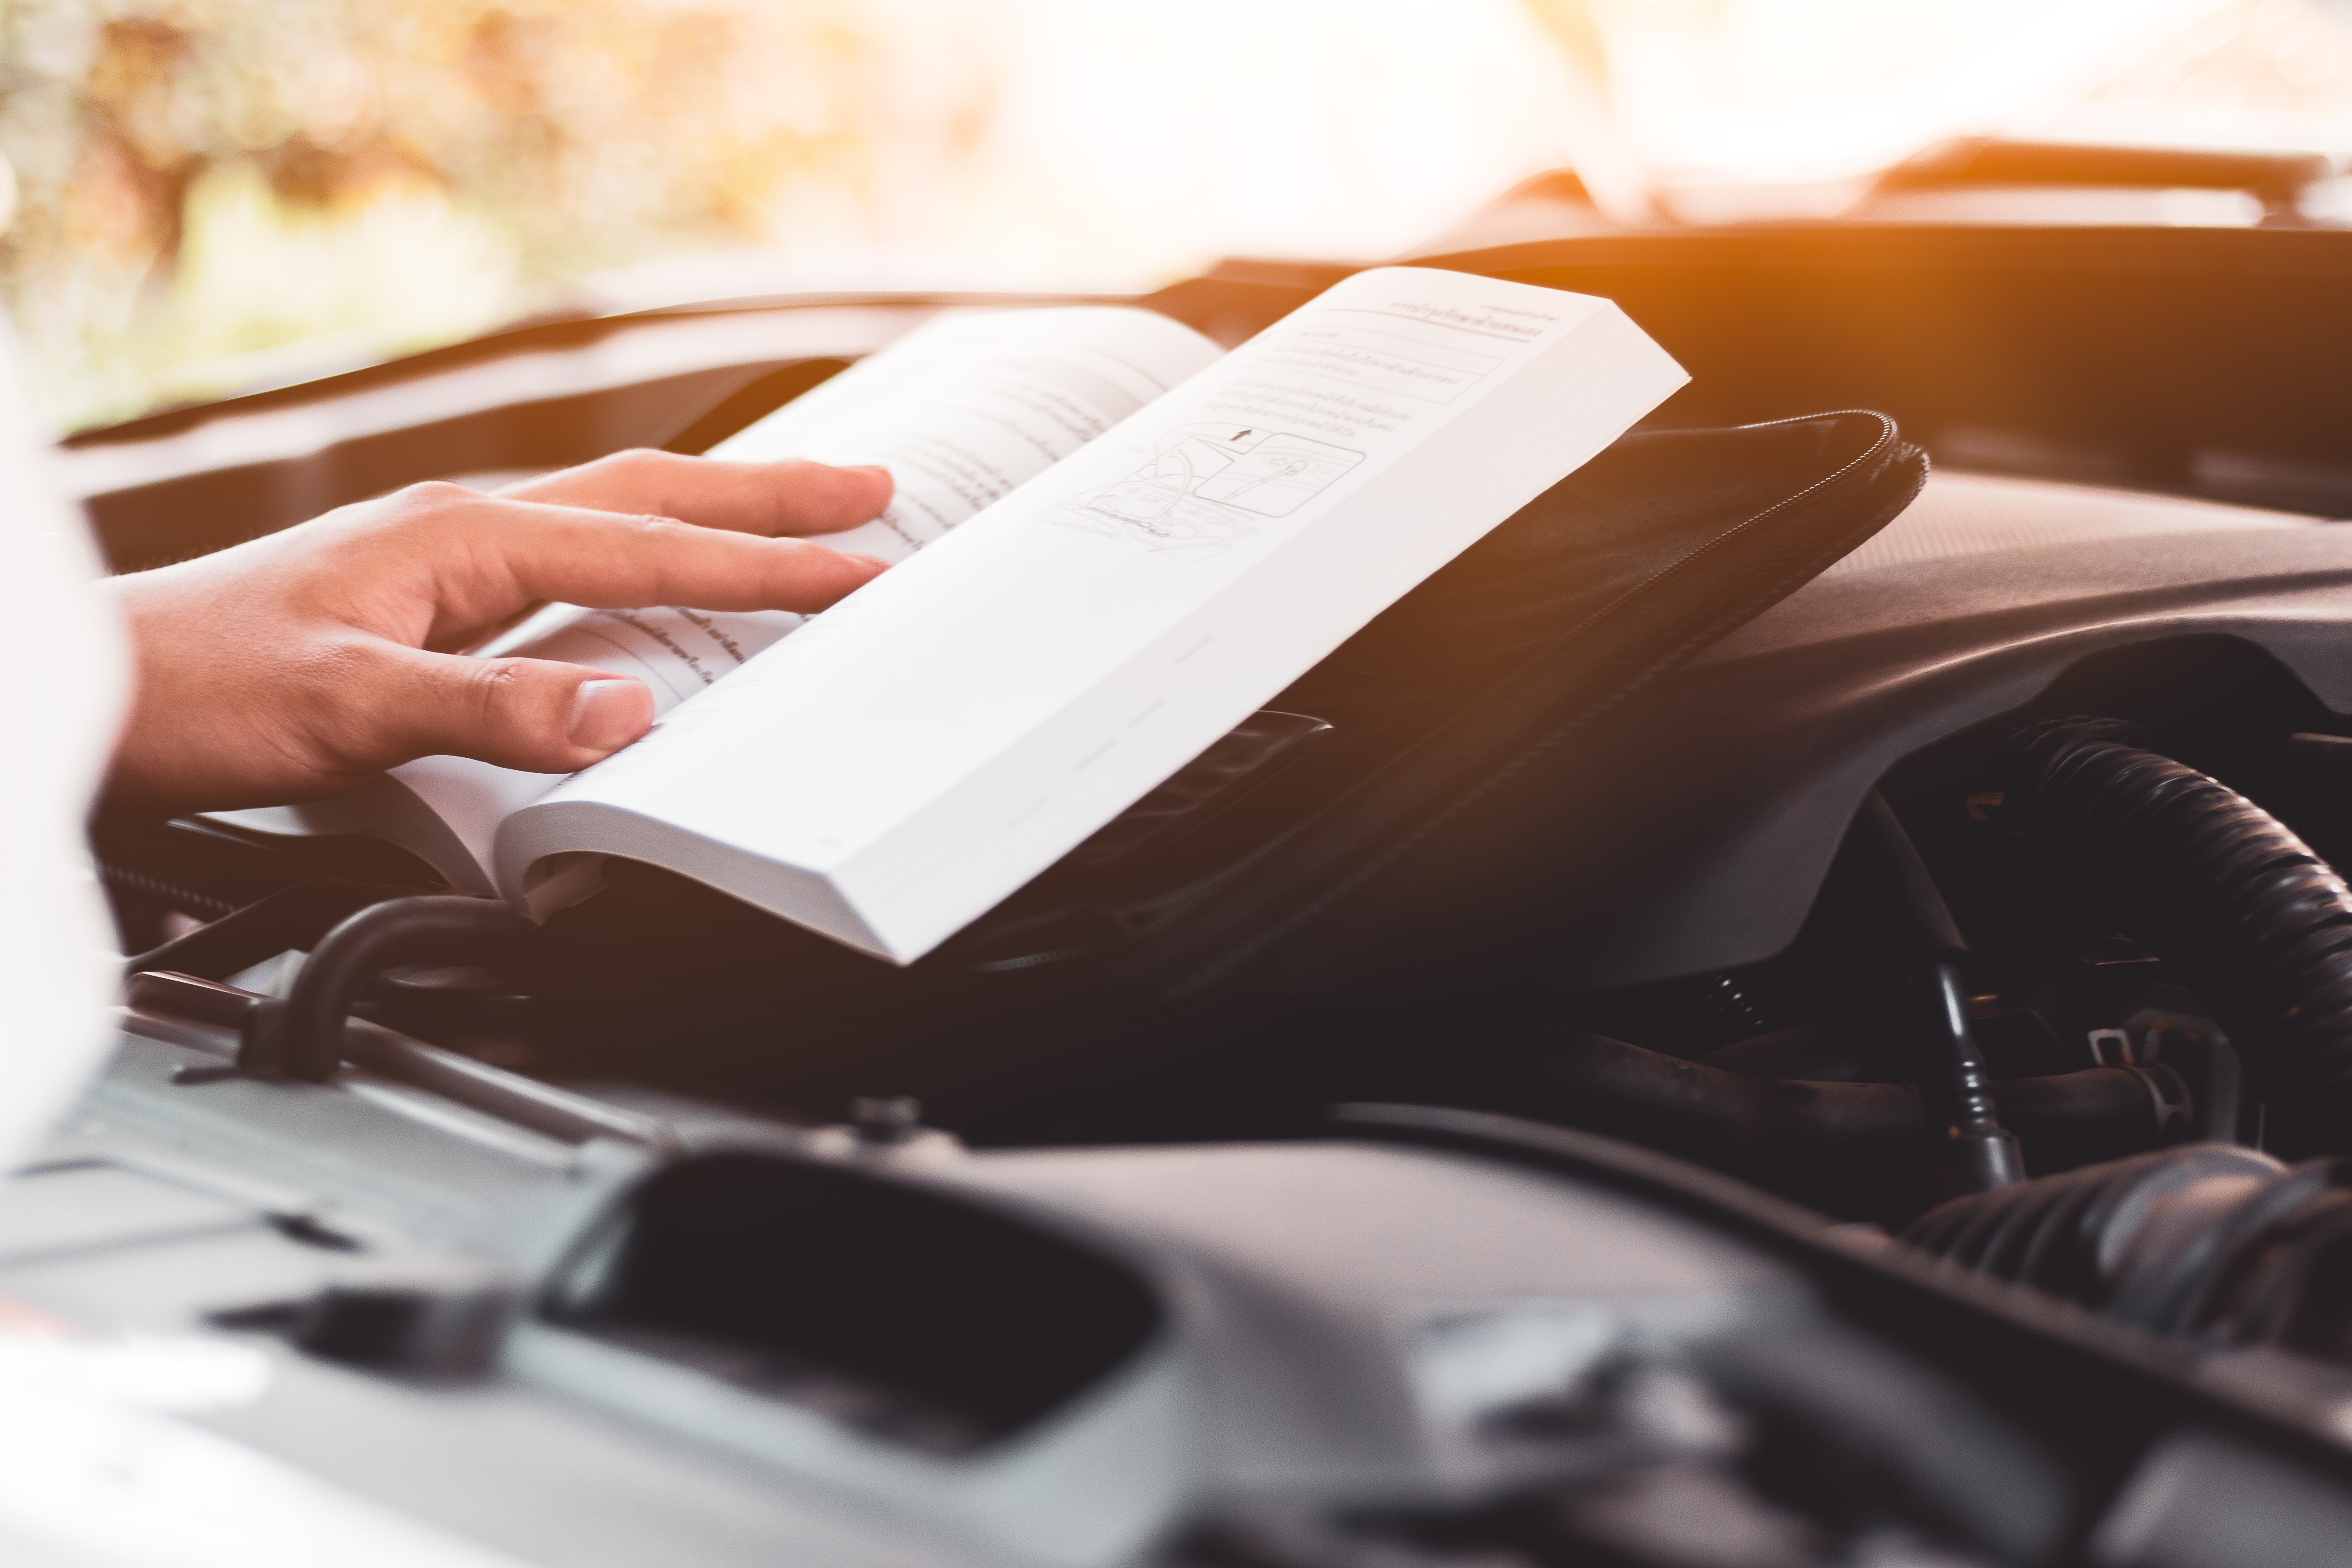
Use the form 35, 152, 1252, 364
0, 0, 1002, 425
5, 0, 2352, 432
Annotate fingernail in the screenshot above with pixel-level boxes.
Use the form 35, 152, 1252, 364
849, 464, 890, 476
569, 679, 651, 752
847, 552, 891, 570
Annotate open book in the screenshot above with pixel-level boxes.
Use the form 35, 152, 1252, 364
214, 267, 1687, 963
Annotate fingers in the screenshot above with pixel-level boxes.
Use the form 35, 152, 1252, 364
373, 647, 660, 774
465, 497, 891, 616
502, 449, 893, 538
365, 484, 892, 649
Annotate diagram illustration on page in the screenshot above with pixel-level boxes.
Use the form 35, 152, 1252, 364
1044, 425, 1366, 556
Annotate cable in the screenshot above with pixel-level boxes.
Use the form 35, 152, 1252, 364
1857, 791, 2024, 1195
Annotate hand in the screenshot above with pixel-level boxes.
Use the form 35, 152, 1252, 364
103, 449, 893, 812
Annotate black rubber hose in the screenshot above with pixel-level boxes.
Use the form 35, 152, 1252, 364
262, 896, 534, 1081
1901, 1144, 2296, 1333
2026, 734, 2352, 1151
1489, 1026, 2188, 1168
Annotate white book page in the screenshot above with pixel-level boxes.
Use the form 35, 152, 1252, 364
218, 306, 1222, 887
462, 304, 1222, 692
514, 267, 1684, 959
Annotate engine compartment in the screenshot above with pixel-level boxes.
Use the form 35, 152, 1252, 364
78, 454, 2352, 1568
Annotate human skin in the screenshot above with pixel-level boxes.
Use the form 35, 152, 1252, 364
101, 448, 893, 812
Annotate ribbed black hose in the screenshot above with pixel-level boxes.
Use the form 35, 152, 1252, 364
2031, 737, 2352, 1150
1899, 1142, 2352, 1361
1899, 1144, 2295, 1334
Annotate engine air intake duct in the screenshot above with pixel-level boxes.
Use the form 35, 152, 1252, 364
1900, 1143, 2352, 1362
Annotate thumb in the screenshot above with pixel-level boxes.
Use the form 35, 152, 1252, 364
377, 646, 656, 774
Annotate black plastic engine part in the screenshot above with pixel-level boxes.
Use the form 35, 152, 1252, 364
543, 1152, 1164, 1455
1179, 1326, 2067, 1568
2013, 722, 2352, 1155
291, 1255, 522, 1378
1900, 1143, 2352, 1363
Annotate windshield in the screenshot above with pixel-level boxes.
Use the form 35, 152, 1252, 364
2, 0, 2344, 431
